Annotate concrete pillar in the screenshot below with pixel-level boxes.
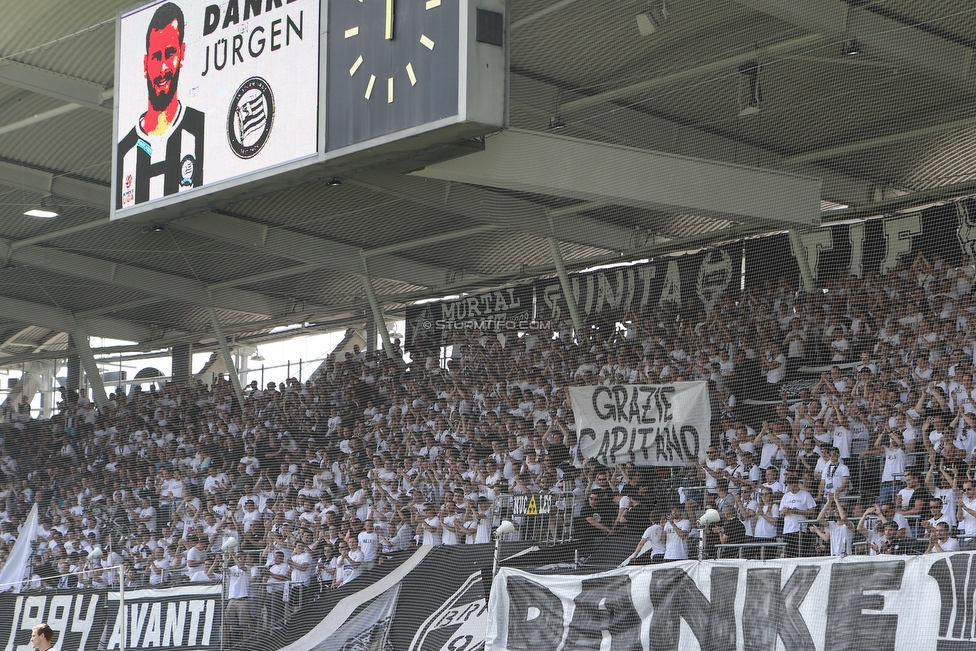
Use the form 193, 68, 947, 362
366, 313, 378, 352
171, 343, 192, 381
360, 274, 397, 362
65, 336, 82, 392
72, 328, 109, 409
207, 304, 246, 411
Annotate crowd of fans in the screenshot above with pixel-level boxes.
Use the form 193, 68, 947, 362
0, 250, 971, 602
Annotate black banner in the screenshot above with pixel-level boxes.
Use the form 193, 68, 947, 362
271, 546, 495, 651
747, 203, 966, 290
404, 285, 534, 354
534, 246, 742, 326
0, 583, 220, 651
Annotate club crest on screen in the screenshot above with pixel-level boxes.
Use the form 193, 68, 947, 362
227, 76, 275, 159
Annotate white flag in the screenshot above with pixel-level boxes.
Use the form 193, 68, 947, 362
0, 502, 38, 592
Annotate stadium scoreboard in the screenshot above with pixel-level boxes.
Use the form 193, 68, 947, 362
111, 0, 508, 221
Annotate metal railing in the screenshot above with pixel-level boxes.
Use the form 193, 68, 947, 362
715, 542, 787, 559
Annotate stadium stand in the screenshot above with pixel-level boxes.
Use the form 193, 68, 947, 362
0, 244, 972, 605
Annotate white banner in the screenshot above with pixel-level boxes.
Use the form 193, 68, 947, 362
113, 0, 320, 216
486, 553, 976, 651
569, 383, 710, 467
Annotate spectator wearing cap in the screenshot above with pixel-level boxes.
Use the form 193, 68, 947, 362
711, 504, 746, 558
701, 480, 735, 559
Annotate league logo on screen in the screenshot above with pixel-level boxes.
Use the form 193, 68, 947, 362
113, 0, 319, 218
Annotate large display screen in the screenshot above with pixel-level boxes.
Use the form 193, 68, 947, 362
112, 0, 320, 219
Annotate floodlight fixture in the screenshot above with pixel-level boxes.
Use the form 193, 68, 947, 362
843, 39, 861, 56
636, 1, 671, 37
24, 208, 58, 218
737, 60, 762, 118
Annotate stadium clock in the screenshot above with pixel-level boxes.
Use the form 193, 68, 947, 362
327, 0, 462, 150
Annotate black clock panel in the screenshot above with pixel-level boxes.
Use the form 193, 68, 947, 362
327, 0, 461, 150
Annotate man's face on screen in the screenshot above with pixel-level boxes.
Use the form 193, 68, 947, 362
144, 21, 184, 112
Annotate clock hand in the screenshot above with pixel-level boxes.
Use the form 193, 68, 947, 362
385, 0, 395, 40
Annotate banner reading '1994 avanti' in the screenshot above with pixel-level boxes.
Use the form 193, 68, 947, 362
569, 383, 709, 467
112, 0, 320, 218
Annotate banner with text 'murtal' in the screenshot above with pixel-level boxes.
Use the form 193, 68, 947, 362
569, 382, 709, 467
486, 553, 976, 651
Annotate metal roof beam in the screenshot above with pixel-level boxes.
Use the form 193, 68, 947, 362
0, 160, 331, 318
0, 61, 113, 113
170, 212, 450, 288
0, 238, 293, 318
783, 115, 976, 166
348, 170, 637, 252
0, 326, 40, 352
0, 294, 152, 342
731, 0, 976, 89
414, 129, 823, 228
207, 222, 497, 289
0, 159, 52, 197
0, 103, 84, 136
558, 35, 821, 114
0, 159, 455, 289
511, 73, 876, 208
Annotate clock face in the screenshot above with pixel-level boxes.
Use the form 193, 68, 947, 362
327, 0, 460, 150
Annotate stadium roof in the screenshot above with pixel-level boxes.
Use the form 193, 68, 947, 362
0, 0, 973, 362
